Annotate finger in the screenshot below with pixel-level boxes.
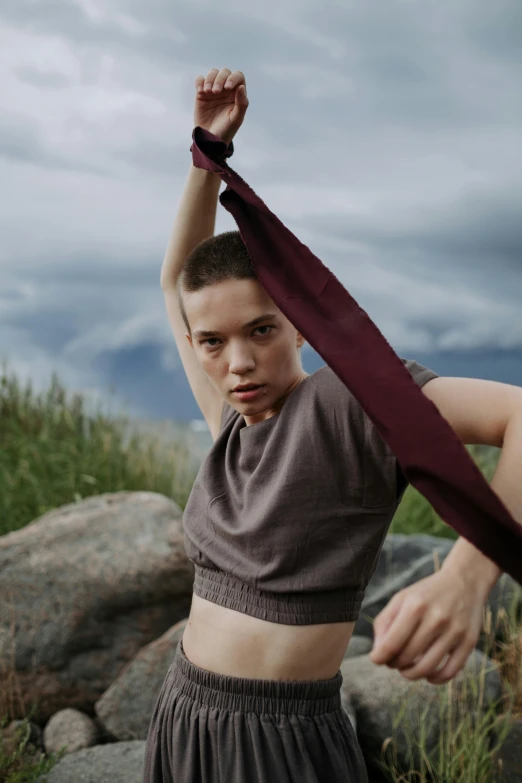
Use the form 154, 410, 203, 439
228, 84, 249, 127
223, 70, 246, 90
370, 600, 424, 664
399, 630, 467, 681
212, 67, 232, 93
427, 639, 474, 685
204, 67, 219, 93
195, 74, 205, 93
370, 592, 405, 657
235, 84, 248, 104
386, 612, 451, 670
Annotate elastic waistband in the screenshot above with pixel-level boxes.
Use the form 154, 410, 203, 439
169, 637, 343, 716
193, 565, 364, 624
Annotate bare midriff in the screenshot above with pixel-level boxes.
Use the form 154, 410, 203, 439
182, 593, 357, 681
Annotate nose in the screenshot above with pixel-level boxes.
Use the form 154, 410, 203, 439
228, 343, 255, 375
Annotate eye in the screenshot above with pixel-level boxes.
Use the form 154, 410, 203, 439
254, 325, 273, 336
199, 325, 274, 349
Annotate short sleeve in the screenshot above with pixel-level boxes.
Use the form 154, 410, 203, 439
400, 357, 440, 388
362, 358, 439, 507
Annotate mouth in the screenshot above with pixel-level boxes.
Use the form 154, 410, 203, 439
232, 384, 265, 399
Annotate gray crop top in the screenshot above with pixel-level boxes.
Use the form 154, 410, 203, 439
182, 358, 440, 624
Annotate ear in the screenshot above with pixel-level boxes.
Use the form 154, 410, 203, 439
296, 332, 307, 348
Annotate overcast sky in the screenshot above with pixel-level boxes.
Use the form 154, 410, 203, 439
1, 0, 521, 425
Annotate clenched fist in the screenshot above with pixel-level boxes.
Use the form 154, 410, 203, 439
193, 67, 249, 146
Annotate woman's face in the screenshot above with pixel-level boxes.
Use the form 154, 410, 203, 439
184, 277, 307, 424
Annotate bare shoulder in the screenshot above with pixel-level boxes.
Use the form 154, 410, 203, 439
162, 284, 225, 441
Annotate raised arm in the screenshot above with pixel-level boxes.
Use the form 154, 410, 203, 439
160, 68, 248, 440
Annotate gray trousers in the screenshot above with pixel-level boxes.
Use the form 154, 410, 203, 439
142, 636, 369, 782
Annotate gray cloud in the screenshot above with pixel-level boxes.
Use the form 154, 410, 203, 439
14, 65, 72, 90
303, 179, 522, 297
1, 0, 521, 421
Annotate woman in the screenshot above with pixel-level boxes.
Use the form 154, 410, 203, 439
143, 67, 440, 783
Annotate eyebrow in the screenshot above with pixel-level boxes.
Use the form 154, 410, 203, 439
193, 312, 280, 339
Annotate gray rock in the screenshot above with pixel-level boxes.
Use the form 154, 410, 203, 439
355, 534, 522, 650
341, 649, 504, 778
35, 739, 145, 783
95, 618, 187, 741
344, 634, 373, 659
43, 708, 99, 755
0, 492, 194, 724
490, 717, 522, 783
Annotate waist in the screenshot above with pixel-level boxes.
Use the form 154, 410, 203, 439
193, 564, 365, 624
174, 636, 345, 709
185, 592, 357, 681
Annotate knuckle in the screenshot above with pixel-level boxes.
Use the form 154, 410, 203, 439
407, 597, 427, 616
440, 667, 456, 682
430, 609, 450, 628
411, 659, 434, 678
453, 623, 468, 638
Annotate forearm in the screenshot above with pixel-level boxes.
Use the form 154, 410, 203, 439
442, 409, 522, 597
160, 162, 222, 289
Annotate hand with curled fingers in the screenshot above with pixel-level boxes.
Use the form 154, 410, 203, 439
369, 569, 486, 685
194, 67, 248, 146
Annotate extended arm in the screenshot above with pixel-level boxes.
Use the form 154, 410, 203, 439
160, 68, 248, 439
159, 163, 221, 290
371, 376, 522, 683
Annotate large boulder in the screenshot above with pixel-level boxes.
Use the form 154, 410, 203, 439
35, 740, 145, 783
0, 492, 194, 724
95, 618, 187, 741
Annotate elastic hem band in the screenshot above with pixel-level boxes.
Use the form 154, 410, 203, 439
169, 637, 343, 716
193, 565, 364, 624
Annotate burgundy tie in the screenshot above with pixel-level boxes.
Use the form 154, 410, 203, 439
191, 126, 522, 586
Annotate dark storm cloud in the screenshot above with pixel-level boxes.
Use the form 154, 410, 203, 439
303, 181, 522, 287
1, 0, 521, 421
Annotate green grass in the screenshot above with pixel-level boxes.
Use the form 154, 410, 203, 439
390, 443, 500, 542
0, 708, 67, 783
374, 595, 522, 782
0, 359, 519, 783
0, 358, 198, 538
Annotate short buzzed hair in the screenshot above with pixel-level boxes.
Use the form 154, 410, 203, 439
176, 230, 258, 334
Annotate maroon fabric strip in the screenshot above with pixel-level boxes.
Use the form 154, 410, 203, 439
191, 126, 522, 586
